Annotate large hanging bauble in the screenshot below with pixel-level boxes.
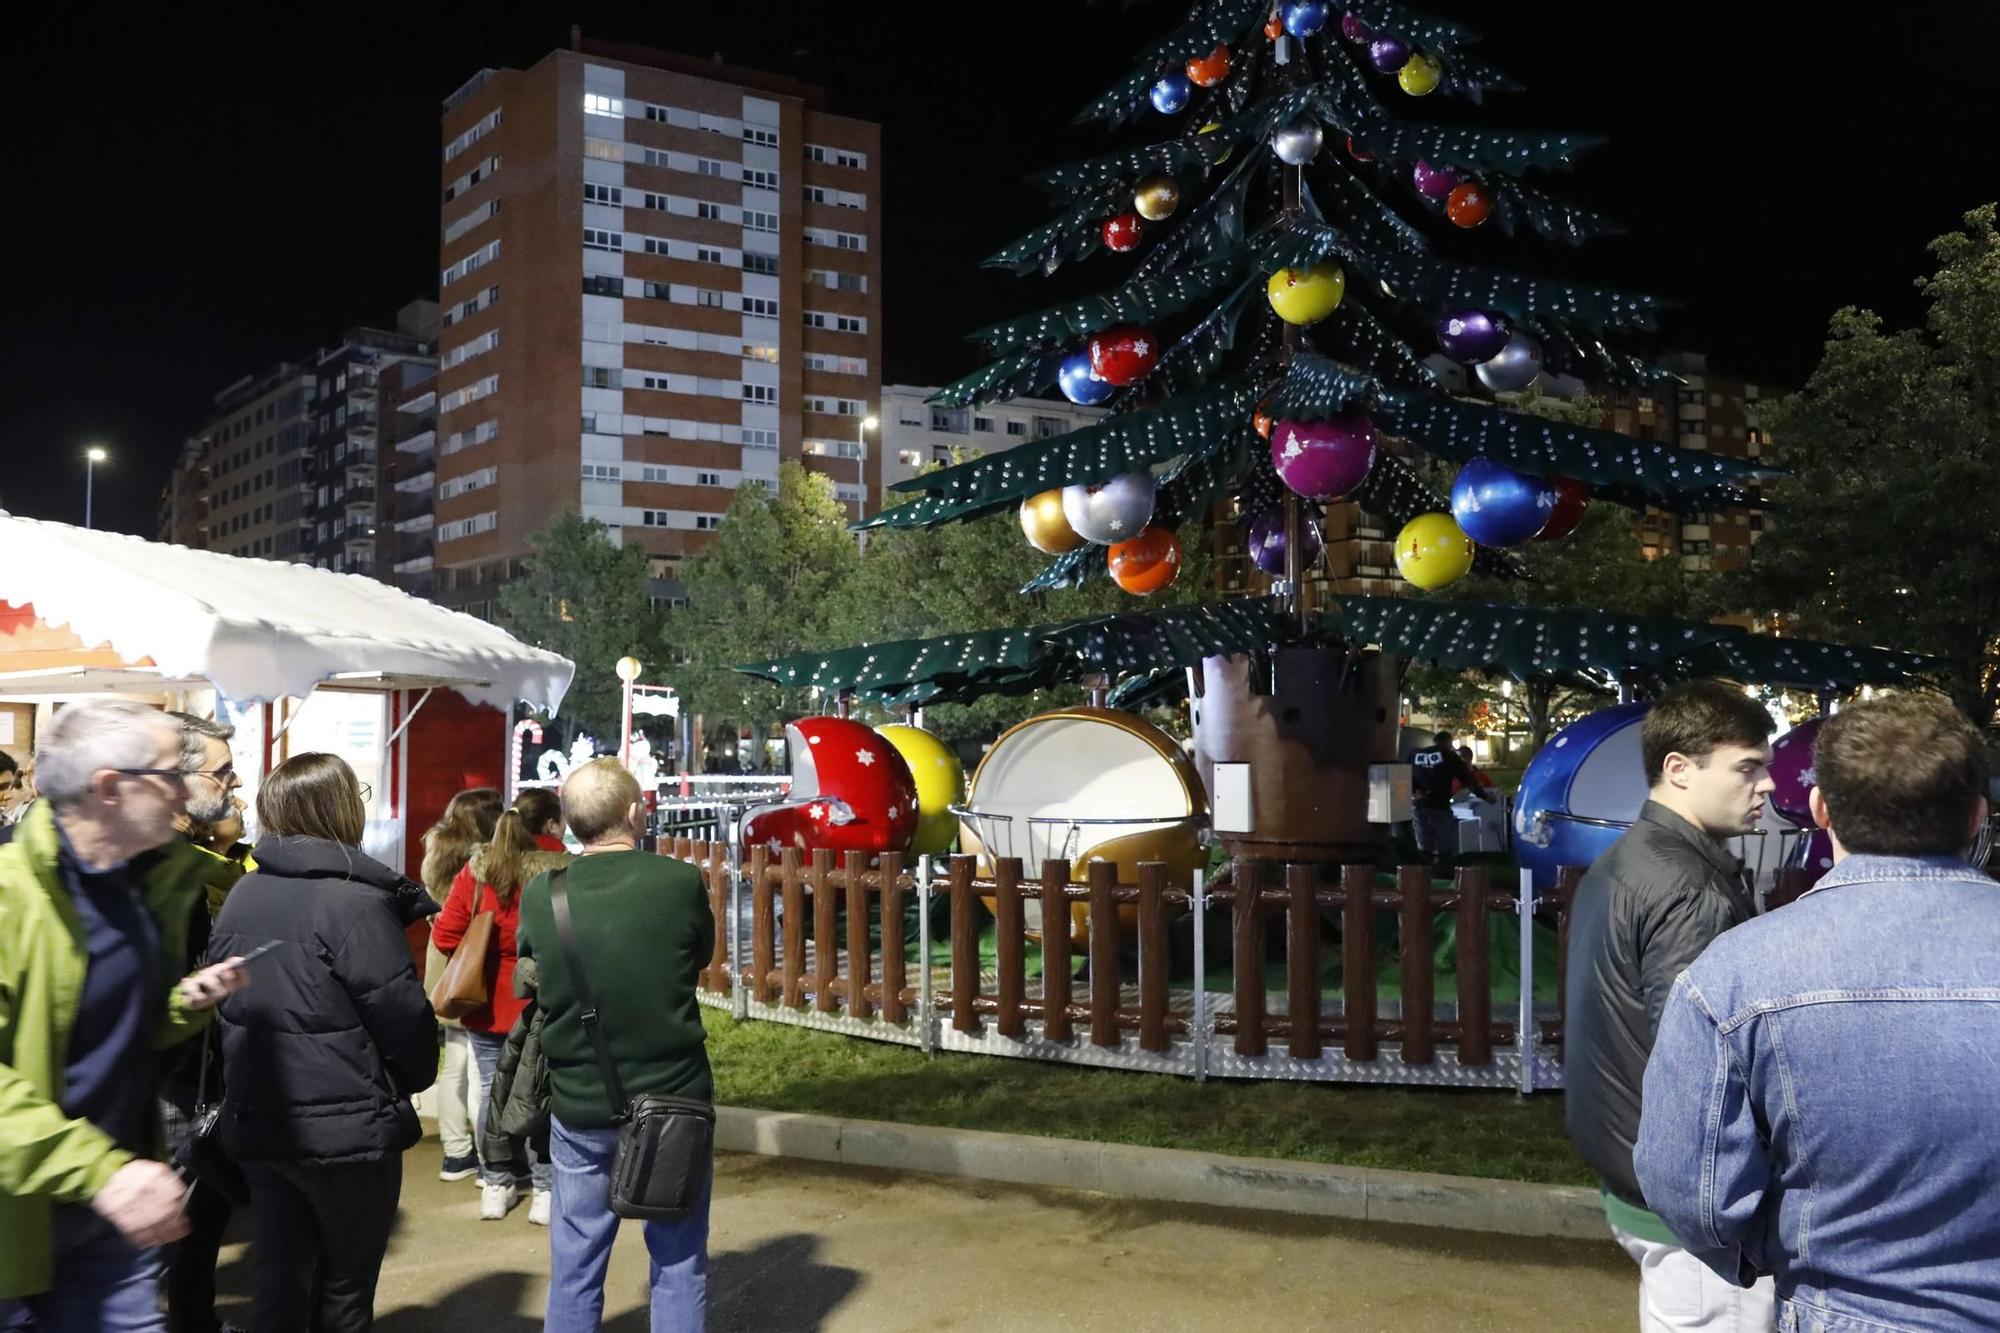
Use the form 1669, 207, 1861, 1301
1108, 525, 1183, 595
1340, 11, 1371, 42
1062, 472, 1157, 544
1533, 476, 1591, 542
1446, 181, 1494, 229
1266, 262, 1346, 326
1368, 36, 1410, 72
1474, 331, 1545, 394
1272, 117, 1324, 165
1398, 52, 1443, 96
1101, 212, 1143, 253
1437, 308, 1512, 364
1019, 488, 1088, 555
1395, 513, 1475, 591
1150, 72, 1192, 115
1187, 44, 1232, 87
1271, 415, 1378, 500
1086, 324, 1160, 386
1283, 1, 1332, 38
1247, 509, 1323, 576
876, 724, 965, 858
1198, 122, 1233, 166
1134, 174, 1182, 222
1451, 459, 1557, 548
1413, 159, 1460, 200
1058, 350, 1116, 407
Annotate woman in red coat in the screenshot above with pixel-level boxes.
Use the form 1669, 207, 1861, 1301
432, 788, 570, 1222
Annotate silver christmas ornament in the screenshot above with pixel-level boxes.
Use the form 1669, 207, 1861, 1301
1061, 472, 1157, 545
1272, 117, 1325, 166
1474, 331, 1545, 394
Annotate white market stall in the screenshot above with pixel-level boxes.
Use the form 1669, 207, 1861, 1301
0, 514, 573, 881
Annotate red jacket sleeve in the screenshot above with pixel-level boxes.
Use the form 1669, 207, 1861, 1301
432, 864, 477, 952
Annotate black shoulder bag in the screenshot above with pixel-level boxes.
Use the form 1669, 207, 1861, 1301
173, 1024, 248, 1208
549, 866, 713, 1220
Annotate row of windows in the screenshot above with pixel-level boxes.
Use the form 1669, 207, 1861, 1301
437, 512, 498, 543
439, 376, 498, 414
438, 467, 498, 500
442, 330, 499, 370
443, 199, 500, 244
804, 227, 868, 253
444, 110, 501, 162
803, 311, 866, 334
582, 463, 728, 487
442, 240, 500, 287
802, 185, 866, 210
640, 510, 724, 531
441, 420, 499, 455
444, 283, 499, 327
922, 406, 1062, 437
803, 352, 869, 376
579, 414, 776, 451
805, 144, 867, 170
803, 395, 867, 417
443, 155, 499, 203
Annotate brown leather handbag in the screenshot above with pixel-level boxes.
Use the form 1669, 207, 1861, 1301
429, 881, 497, 1020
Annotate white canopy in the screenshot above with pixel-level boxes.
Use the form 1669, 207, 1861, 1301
0, 513, 574, 713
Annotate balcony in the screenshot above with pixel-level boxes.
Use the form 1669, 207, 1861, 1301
395, 428, 437, 457
396, 390, 438, 416
394, 470, 435, 495
395, 510, 436, 535
392, 493, 434, 525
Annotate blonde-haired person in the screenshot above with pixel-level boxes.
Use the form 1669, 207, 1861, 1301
419, 787, 504, 1183
433, 796, 572, 1223
209, 753, 439, 1333
515, 758, 714, 1332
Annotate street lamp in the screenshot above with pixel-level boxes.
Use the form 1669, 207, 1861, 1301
855, 414, 877, 550
84, 447, 107, 529
615, 655, 643, 766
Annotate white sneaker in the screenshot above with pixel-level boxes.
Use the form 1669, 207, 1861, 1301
480, 1181, 521, 1220
528, 1188, 551, 1227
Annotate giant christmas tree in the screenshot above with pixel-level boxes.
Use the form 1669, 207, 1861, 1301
745, 1, 1932, 794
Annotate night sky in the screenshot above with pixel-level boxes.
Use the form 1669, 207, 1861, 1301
7, 1, 1997, 537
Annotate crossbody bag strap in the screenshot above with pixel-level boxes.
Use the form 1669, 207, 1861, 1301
549, 867, 629, 1118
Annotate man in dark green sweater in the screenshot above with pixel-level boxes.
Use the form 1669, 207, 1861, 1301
516, 758, 714, 1333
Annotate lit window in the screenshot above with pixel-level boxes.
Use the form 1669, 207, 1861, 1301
583, 94, 624, 118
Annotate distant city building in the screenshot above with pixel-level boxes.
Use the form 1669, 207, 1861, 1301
430, 29, 882, 619
875, 386, 1110, 509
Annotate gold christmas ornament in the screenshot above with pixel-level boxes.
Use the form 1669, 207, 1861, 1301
1019, 488, 1088, 554
1134, 174, 1182, 222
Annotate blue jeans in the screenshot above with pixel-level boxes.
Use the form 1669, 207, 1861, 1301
468, 1029, 552, 1190
0, 1204, 164, 1332
546, 1115, 709, 1332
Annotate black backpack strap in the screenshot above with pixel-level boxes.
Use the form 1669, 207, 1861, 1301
549, 866, 628, 1119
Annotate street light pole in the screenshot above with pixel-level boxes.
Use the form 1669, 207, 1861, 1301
84, 447, 107, 529
856, 414, 877, 552
615, 655, 642, 767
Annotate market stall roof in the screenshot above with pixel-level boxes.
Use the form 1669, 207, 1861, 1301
0, 514, 574, 712
736, 596, 1943, 708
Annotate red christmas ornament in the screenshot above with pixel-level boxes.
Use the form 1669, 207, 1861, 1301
1264, 12, 1284, 38
1186, 44, 1232, 88
740, 717, 920, 857
1087, 325, 1160, 387
1446, 181, 1494, 229
1533, 476, 1591, 542
1344, 136, 1375, 163
1101, 213, 1144, 254
1108, 526, 1183, 595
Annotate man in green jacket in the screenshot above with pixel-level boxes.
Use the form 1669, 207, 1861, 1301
0, 701, 248, 1331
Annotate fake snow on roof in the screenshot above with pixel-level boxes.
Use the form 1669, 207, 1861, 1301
0, 514, 574, 712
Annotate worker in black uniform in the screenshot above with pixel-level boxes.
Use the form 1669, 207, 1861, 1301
1409, 730, 1494, 863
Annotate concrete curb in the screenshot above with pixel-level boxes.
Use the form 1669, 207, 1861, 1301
715, 1106, 1607, 1240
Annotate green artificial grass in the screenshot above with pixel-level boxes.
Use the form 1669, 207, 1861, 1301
707, 1010, 1593, 1187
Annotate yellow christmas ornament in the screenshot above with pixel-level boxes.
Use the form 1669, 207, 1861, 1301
1197, 122, 1232, 166
877, 724, 965, 857
1265, 261, 1346, 326
1020, 488, 1087, 554
1398, 53, 1443, 97
1134, 174, 1182, 222
1395, 512, 1475, 590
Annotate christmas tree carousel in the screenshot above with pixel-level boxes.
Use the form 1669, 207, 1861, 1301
695, 1, 1938, 1088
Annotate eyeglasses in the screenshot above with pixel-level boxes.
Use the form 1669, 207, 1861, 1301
114, 768, 190, 787
357, 782, 373, 803
186, 764, 236, 783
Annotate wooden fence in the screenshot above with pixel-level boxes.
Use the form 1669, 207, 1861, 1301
668, 834, 1838, 1091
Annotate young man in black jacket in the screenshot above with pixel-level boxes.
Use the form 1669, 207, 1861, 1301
1563, 681, 1776, 1330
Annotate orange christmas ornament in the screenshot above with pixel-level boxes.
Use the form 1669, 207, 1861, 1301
1186, 44, 1232, 88
1446, 181, 1494, 229
1253, 405, 1274, 439
1264, 12, 1284, 38
1108, 525, 1183, 595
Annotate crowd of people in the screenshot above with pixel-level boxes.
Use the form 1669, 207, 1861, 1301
0, 684, 1993, 1332
0, 702, 714, 1332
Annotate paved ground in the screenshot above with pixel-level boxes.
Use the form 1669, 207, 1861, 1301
208, 1137, 1634, 1331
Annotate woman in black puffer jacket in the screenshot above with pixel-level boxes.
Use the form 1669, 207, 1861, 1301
210, 753, 439, 1333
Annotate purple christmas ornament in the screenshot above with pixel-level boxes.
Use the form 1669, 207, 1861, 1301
1436, 308, 1513, 364
1413, 159, 1461, 201
1368, 36, 1410, 73
1340, 12, 1371, 43
1248, 509, 1323, 576
1450, 459, 1555, 547
1271, 415, 1378, 501
1766, 717, 1826, 826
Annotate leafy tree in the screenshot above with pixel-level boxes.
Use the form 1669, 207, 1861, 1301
497, 510, 662, 739
1714, 205, 2000, 727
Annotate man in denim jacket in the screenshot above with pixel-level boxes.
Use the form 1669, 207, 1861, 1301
1636, 694, 1997, 1333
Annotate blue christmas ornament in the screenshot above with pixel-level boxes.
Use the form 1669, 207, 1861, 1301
1057, 351, 1116, 407
1149, 72, 1192, 115
1282, 1, 1332, 38
1450, 459, 1557, 548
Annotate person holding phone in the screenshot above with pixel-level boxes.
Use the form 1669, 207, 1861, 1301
209, 753, 438, 1333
